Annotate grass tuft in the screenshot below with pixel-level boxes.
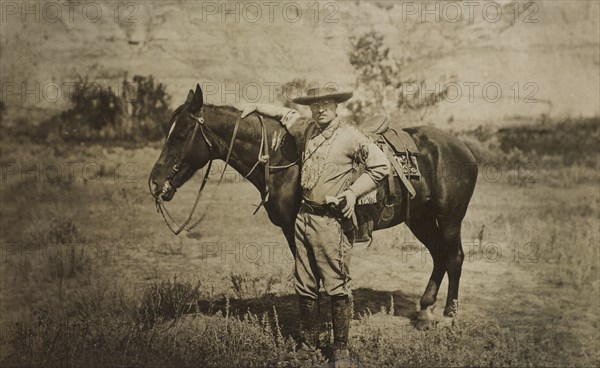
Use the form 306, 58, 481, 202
136, 276, 201, 328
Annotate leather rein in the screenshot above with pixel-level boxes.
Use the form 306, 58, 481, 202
155, 109, 297, 235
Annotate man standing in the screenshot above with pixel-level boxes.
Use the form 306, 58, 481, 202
241, 86, 389, 366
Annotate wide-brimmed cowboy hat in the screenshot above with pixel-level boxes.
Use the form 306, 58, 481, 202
292, 86, 353, 105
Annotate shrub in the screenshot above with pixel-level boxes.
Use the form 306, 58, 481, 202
1, 279, 303, 368
458, 115, 599, 168
32, 75, 172, 143
230, 271, 279, 300
71, 76, 125, 131
136, 277, 201, 328
22, 213, 90, 282
497, 115, 599, 167
123, 75, 172, 141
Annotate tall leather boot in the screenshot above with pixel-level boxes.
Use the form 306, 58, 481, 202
332, 295, 352, 367
298, 296, 320, 351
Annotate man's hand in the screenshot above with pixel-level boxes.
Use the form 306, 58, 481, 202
241, 104, 294, 120
338, 189, 358, 219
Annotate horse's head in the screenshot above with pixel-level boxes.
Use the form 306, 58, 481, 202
149, 84, 211, 201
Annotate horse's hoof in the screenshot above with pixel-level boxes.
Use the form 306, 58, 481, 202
443, 308, 456, 318
417, 306, 438, 321
444, 300, 458, 318
416, 306, 441, 330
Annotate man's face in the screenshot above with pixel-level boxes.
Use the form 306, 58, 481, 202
310, 100, 338, 125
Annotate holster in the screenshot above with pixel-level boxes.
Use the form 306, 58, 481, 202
331, 198, 355, 237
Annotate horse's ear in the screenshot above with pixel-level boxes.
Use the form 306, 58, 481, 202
189, 84, 203, 112
186, 89, 194, 103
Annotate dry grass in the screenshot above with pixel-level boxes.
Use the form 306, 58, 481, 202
0, 136, 598, 367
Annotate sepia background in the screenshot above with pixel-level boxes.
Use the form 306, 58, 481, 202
0, 1, 598, 367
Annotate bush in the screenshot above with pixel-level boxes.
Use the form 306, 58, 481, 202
31, 75, 172, 143
497, 115, 599, 167
136, 277, 201, 328
457, 115, 599, 168
71, 76, 125, 131
230, 271, 279, 300
1, 279, 302, 368
123, 75, 172, 141
22, 213, 90, 282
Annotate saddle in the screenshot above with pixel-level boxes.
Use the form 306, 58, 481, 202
352, 115, 421, 242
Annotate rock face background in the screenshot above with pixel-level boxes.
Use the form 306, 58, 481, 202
0, 4, 599, 367
1, 0, 599, 127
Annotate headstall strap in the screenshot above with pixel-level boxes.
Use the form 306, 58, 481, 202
158, 109, 212, 235
260, 115, 270, 205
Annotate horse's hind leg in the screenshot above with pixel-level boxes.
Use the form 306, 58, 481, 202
407, 217, 447, 322
437, 217, 464, 317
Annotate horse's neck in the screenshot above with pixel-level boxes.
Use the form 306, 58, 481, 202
205, 106, 266, 192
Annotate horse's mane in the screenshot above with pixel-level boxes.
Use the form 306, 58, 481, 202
172, 104, 187, 118
205, 104, 241, 115
173, 103, 241, 119
176, 103, 281, 134
205, 104, 281, 128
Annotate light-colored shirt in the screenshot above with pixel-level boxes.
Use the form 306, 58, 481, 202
284, 115, 390, 204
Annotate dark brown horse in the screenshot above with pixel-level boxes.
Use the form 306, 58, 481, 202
149, 85, 478, 322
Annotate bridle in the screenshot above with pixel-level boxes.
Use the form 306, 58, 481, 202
153, 108, 298, 235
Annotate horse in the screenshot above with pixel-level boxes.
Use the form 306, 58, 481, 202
149, 84, 478, 323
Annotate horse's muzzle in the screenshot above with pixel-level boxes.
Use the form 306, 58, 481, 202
150, 180, 176, 201
159, 181, 175, 201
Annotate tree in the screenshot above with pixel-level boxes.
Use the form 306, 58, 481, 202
348, 31, 451, 124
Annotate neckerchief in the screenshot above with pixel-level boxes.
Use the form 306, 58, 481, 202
301, 119, 341, 191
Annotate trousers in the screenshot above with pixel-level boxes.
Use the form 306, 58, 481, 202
294, 207, 354, 299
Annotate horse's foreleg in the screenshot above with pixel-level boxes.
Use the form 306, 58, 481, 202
408, 217, 447, 324
282, 224, 297, 259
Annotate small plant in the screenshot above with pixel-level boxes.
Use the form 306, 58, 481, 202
24, 214, 90, 283
230, 271, 278, 300
136, 277, 201, 328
